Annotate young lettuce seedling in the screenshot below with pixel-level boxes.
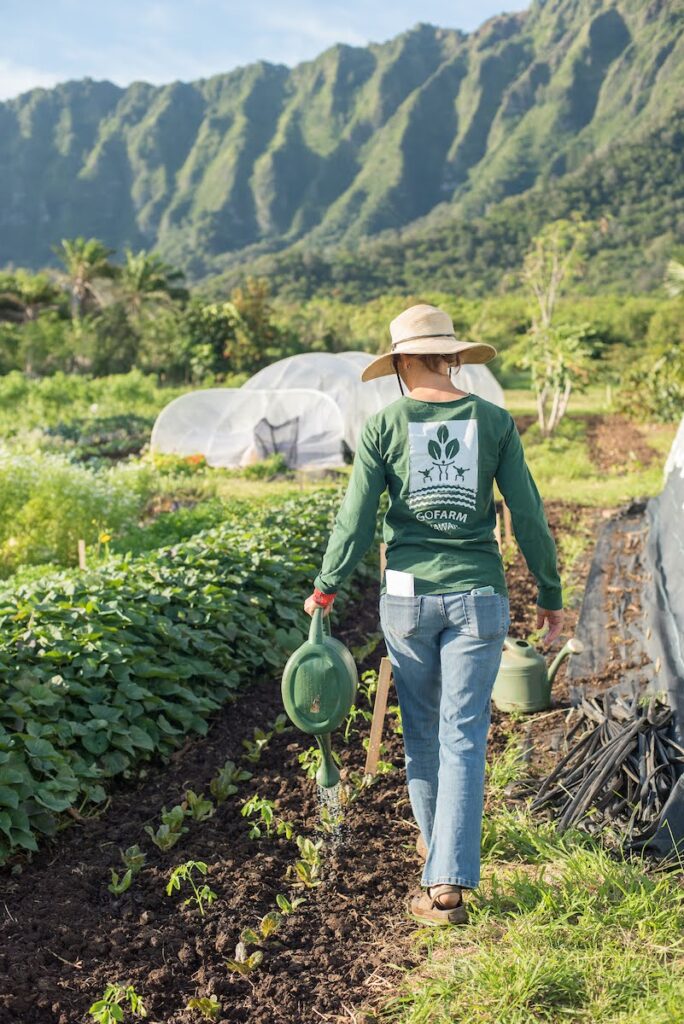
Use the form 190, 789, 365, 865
183, 790, 215, 821
209, 759, 252, 803
166, 860, 217, 916
144, 805, 188, 850
185, 995, 221, 1021
89, 983, 146, 1023
276, 893, 306, 915
108, 844, 147, 895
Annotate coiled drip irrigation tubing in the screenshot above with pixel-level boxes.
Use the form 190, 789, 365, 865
532, 690, 684, 845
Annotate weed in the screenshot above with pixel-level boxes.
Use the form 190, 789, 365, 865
209, 759, 252, 802
185, 995, 221, 1021
183, 790, 215, 821
89, 984, 146, 1023
166, 860, 217, 916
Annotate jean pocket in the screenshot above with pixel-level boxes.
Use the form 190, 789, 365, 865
462, 593, 508, 641
380, 594, 422, 639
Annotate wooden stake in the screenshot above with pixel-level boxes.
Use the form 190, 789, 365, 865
77, 539, 86, 570
364, 657, 393, 777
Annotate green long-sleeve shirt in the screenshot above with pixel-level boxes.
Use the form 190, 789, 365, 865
313, 393, 563, 610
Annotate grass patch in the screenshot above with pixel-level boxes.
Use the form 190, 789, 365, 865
521, 416, 674, 507
381, 801, 684, 1024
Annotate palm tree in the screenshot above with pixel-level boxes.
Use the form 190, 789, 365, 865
0, 270, 61, 323
118, 249, 187, 322
53, 237, 116, 319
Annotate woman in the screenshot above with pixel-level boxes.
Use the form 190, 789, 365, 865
304, 304, 563, 926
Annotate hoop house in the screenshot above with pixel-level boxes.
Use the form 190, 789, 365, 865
150, 388, 345, 468
243, 352, 396, 451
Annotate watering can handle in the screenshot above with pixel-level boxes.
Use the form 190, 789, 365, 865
309, 606, 332, 642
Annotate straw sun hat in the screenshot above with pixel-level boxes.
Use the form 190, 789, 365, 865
360, 303, 496, 382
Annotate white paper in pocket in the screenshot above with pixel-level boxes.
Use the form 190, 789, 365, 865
385, 569, 415, 596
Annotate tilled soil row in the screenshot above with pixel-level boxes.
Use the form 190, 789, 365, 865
0, 504, 596, 1024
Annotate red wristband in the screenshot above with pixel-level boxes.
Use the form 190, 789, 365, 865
313, 588, 336, 607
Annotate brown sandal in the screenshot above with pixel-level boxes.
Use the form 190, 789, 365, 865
410, 884, 468, 926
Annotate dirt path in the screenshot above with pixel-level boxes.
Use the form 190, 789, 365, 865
586, 415, 659, 474
0, 504, 601, 1024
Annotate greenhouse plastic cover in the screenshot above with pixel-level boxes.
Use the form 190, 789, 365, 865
150, 388, 346, 468
243, 351, 505, 450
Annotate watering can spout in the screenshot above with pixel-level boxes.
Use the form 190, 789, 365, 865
315, 733, 340, 789
548, 637, 584, 686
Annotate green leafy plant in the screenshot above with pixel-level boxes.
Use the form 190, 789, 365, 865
89, 983, 146, 1023
183, 789, 215, 821
185, 996, 221, 1021
209, 759, 252, 802
298, 745, 342, 779
144, 804, 188, 850
241, 727, 272, 764
166, 860, 217, 916
107, 843, 147, 895
0, 489, 363, 864
288, 835, 323, 888
241, 794, 293, 840
276, 892, 306, 915
225, 944, 264, 979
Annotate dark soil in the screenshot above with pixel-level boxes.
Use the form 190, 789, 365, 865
586, 415, 659, 474
0, 504, 622, 1024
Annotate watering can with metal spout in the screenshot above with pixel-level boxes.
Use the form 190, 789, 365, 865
281, 607, 357, 788
492, 636, 585, 713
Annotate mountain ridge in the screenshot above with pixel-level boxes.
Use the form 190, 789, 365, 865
1, 1, 682, 277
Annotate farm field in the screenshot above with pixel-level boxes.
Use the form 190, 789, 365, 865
0, 392, 681, 1024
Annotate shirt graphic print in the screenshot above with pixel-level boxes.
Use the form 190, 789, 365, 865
406, 419, 479, 532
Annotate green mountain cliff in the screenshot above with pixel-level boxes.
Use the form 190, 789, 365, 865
1, 0, 682, 283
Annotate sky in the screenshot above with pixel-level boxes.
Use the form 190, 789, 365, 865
0, 1, 530, 101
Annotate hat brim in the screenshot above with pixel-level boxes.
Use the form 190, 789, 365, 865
360, 339, 497, 382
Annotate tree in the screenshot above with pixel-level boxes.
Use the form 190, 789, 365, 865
0, 270, 62, 324
53, 237, 116, 319
118, 249, 188, 322
511, 218, 596, 436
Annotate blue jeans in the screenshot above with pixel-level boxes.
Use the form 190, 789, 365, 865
379, 591, 510, 890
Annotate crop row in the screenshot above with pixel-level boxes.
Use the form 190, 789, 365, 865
0, 489, 377, 863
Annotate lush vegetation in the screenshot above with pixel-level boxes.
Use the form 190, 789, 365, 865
0, 490, 374, 863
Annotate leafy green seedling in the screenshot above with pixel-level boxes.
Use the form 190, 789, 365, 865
288, 835, 323, 889
361, 737, 395, 774
89, 983, 146, 1023
108, 843, 147, 895
225, 941, 264, 979
241, 795, 293, 840
270, 712, 290, 735
183, 790, 215, 821
241, 727, 272, 764
276, 893, 306, 915
145, 804, 188, 850
185, 995, 221, 1021
209, 759, 252, 802
342, 703, 373, 742
166, 861, 217, 916
315, 803, 345, 836
121, 845, 146, 873
108, 868, 133, 895
298, 745, 341, 780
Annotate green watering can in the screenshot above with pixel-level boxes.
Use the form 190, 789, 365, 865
281, 607, 358, 788
492, 636, 585, 713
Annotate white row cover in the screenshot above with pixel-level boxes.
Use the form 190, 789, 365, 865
150, 388, 346, 469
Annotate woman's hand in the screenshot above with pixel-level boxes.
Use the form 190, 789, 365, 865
537, 606, 564, 648
304, 594, 333, 617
